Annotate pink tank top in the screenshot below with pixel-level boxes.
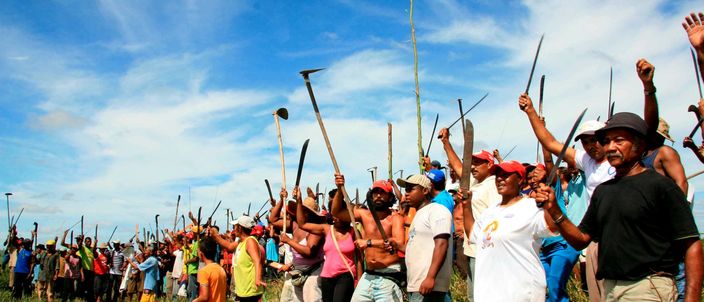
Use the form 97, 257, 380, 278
321, 226, 356, 278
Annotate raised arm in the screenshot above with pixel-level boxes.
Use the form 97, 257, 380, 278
438, 128, 463, 176
519, 93, 577, 167
208, 228, 237, 252
683, 13, 704, 91
61, 230, 70, 249
636, 59, 659, 139
295, 186, 325, 235
269, 188, 292, 230
331, 174, 353, 224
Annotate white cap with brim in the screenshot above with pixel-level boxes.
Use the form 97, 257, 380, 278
231, 216, 256, 229
396, 174, 432, 190
574, 120, 605, 141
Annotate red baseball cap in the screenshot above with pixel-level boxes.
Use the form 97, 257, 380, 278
490, 160, 526, 179
527, 163, 546, 171
371, 180, 393, 193
472, 150, 495, 164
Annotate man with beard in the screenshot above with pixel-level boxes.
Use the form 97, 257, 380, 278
332, 175, 405, 302
520, 93, 613, 301
535, 112, 703, 301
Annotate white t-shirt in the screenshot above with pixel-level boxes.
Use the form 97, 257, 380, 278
406, 202, 453, 293
574, 149, 614, 199
471, 196, 553, 302
171, 249, 184, 279
464, 175, 501, 257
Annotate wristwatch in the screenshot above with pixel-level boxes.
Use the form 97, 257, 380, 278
367, 239, 372, 248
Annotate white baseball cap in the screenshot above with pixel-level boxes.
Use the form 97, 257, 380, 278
231, 216, 256, 229
574, 120, 605, 141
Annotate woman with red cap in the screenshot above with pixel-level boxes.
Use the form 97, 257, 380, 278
460, 160, 556, 301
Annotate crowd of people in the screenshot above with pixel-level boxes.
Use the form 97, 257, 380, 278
2, 11, 704, 302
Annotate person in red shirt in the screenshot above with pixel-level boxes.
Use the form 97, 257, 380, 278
92, 243, 110, 302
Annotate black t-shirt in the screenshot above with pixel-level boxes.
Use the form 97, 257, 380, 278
578, 169, 699, 280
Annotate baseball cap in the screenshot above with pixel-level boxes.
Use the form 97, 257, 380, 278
526, 163, 546, 172
371, 180, 393, 193
595, 112, 648, 142
99, 243, 108, 249
490, 160, 527, 179
472, 150, 495, 163
574, 120, 605, 141
425, 169, 446, 184
232, 216, 256, 229
396, 174, 432, 190
46, 239, 56, 246
431, 160, 443, 169
657, 118, 674, 142
252, 225, 265, 237
112, 240, 121, 245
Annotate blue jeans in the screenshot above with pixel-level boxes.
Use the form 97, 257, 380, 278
408, 291, 447, 302
540, 241, 580, 302
351, 272, 403, 302
187, 274, 198, 300
676, 261, 685, 302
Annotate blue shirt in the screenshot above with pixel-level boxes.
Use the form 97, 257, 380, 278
564, 171, 589, 226
432, 190, 455, 232
14, 249, 33, 274
137, 256, 159, 291
432, 190, 454, 214
266, 238, 278, 262
543, 182, 568, 247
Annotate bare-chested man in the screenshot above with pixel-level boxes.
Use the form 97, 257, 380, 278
332, 174, 405, 302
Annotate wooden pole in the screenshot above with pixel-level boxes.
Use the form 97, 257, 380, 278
410, 0, 423, 173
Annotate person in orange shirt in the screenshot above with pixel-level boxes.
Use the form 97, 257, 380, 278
193, 237, 227, 302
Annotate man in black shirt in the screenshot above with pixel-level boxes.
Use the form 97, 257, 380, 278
535, 112, 702, 301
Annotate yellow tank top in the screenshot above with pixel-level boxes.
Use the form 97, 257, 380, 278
234, 236, 264, 297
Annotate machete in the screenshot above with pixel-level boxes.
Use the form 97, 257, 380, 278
366, 196, 394, 254
608, 67, 613, 119
295, 139, 310, 188
265, 179, 275, 203
460, 120, 474, 191
445, 93, 489, 132
525, 34, 545, 94
542, 108, 588, 207
691, 48, 703, 100
425, 113, 439, 156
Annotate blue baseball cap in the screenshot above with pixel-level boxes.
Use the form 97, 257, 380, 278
426, 169, 446, 184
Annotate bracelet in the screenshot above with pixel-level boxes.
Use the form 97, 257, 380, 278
644, 87, 656, 95
552, 214, 566, 225
367, 239, 372, 248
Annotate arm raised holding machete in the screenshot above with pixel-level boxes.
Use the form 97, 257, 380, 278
519, 94, 580, 168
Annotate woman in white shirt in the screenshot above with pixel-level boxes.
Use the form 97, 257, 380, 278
460, 160, 556, 302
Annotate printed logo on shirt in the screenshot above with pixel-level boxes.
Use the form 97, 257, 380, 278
481, 220, 499, 249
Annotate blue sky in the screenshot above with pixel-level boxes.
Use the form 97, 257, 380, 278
1, 0, 703, 243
